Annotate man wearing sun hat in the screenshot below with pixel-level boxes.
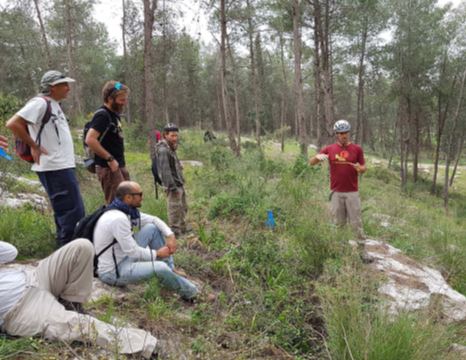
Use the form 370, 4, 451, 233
309, 120, 366, 238
85, 80, 131, 203
6, 70, 85, 247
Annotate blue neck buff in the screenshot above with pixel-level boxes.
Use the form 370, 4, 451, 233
108, 198, 141, 228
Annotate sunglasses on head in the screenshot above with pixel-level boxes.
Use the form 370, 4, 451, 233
109, 82, 124, 96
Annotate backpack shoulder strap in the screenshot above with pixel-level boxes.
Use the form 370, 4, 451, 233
93, 108, 113, 143
34, 96, 53, 144
96, 238, 117, 258
37, 96, 53, 125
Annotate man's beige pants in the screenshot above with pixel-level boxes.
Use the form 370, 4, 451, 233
2, 239, 157, 358
330, 191, 364, 238
167, 186, 188, 235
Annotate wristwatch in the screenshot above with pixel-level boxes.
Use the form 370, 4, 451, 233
106, 155, 114, 162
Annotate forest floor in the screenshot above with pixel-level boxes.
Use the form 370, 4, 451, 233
0, 129, 465, 359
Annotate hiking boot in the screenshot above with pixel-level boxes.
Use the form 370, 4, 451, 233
59, 298, 88, 314
181, 296, 197, 305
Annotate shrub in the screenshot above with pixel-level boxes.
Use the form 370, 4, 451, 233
0, 207, 54, 257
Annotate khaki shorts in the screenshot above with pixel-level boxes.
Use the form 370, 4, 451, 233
330, 191, 364, 238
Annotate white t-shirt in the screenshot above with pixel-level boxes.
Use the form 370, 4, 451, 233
0, 242, 26, 327
16, 97, 75, 172
93, 210, 173, 274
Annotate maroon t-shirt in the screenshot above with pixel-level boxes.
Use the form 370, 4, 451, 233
320, 143, 365, 192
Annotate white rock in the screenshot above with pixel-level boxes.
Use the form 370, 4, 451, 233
0, 172, 42, 188
361, 239, 466, 323
0, 190, 48, 209
449, 344, 466, 357
181, 160, 203, 167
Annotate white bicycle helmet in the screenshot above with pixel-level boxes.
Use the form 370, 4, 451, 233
333, 119, 351, 133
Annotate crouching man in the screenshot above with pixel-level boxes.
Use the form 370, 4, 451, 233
93, 181, 198, 301
0, 239, 157, 358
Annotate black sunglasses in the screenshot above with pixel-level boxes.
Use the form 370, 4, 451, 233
130, 192, 143, 197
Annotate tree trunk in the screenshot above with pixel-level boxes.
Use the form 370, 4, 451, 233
64, 0, 82, 116
311, 0, 334, 146
292, 0, 307, 155
162, 0, 169, 124
355, 16, 368, 145
220, 0, 237, 153
313, 8, 322, 147
321, 0, 334, 144
449, 130, 464, 187
412, 110, 420, 182
444, 69, 466, 211
432, 56, 454, 194
33, 0, 52, 68
398, 98, 409, 190
279, 31, 288, 153
226, 32, 241, 156
143, 0, 157, 129
121, 0, 132, 123
246, 0, 261, 148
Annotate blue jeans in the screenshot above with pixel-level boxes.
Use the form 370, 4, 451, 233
37, 168, 85, 247
99, 224, 198, 300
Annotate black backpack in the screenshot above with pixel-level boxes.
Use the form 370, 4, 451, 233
82, 108, 112, 173
72, 206, 119, 278
151, 142, 164, 186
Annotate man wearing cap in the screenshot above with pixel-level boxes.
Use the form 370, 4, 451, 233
309, 120, 366, 238
6, 70, 85, 247
155, 123, 190, 236
85, 80, 130, 204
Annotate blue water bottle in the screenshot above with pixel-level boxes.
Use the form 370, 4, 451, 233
0, 148, 12, 161
265, 210, 276, 230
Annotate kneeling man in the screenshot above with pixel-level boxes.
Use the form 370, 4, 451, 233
94, 181, 198, 301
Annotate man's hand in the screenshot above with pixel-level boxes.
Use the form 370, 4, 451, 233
315, 154, 328, 162
352, 162, 366, 174
108, 159, 119, 172
166, 234, 177, 254
156, 246, 171, 258
31, 145, 48, 165
0, 135, 8, 150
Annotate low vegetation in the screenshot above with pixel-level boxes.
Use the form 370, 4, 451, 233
0, 127, 465, 359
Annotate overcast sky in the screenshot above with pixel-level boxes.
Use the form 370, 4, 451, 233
0, 0, 462, 54
93, 0, 462, 54
93, 0, 212, 54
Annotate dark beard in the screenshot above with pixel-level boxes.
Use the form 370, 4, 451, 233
111, 102, 124, 114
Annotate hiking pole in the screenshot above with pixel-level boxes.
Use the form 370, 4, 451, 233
155, 182, 159, 200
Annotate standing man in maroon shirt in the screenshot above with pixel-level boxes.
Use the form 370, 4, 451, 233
309, 120, 366, 238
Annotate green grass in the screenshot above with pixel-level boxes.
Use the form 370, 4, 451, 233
318, 254, 460, 360
1, 127, 465, 359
